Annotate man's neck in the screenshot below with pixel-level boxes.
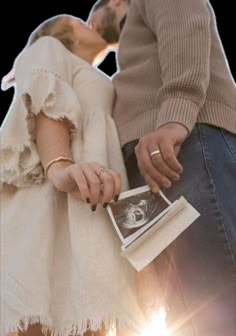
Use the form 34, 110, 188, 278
119, 15, 127, 31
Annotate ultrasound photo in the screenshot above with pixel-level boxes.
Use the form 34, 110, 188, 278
107, 186, 172, 244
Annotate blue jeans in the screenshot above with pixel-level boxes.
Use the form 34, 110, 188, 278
123, 124, 236, 336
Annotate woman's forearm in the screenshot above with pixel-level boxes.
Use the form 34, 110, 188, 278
35, 113, 74, 174
35, 112, 121, 205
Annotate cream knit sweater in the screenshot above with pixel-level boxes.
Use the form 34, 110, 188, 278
113, 0, 236, 146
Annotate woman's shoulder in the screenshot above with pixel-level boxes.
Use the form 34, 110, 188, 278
16, 36, 71, 65
34, 35, 64, 48
25, 36, 90, 68
29, 35, 65, 49
14, 36, 77, 82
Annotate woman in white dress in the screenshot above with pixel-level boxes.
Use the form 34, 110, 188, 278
0, 14, 145, 336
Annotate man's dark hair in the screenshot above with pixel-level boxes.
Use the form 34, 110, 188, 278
92, 0, 129, 12
93, 0, 110, 12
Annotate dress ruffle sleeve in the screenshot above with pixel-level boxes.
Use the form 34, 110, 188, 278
0, 37, 82, 189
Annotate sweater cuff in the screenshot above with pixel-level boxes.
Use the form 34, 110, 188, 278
155, 98, 200, 133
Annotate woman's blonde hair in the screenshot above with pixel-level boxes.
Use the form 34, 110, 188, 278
26, 14, 75, 50
1, 14, 75, 90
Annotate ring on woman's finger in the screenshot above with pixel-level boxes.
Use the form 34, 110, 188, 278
96, 168, 107, 177
150, 149, 161, 158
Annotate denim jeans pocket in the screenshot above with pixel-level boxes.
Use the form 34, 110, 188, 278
221, 128, 236, 161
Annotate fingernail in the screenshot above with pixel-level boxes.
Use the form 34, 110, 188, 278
86, 198, 91, 204
114, 195, 120, 202
150, 189, 158, 194
174, 175, 180, 181
91, 205, 97, 212
164, 182, 171, 188
103, 203, 109, 208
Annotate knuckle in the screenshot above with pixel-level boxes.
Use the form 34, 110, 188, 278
138, 137, 144, 145
152, 170, 163, 181
164, 152, 173, 161
69, 163, 80, 173
115, 175, 121, 184
155, 162, 166, 171
78, 162, 86, 169
145, 164, 155, 175
161, 177, 168, 184
90, 179, 101, 188
137, 138, 146, 147
152, 156, 161, 166
149, 182, 157, 189
79, 182, 88, 191
158, 133, 165, 141
114, 171, 121, 179
104, 174, 113, 183
90, 161, 99, 167
161, 178, 171, 187
104, 192, 113, 201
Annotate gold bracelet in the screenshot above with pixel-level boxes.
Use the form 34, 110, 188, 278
44, 156, 75, 178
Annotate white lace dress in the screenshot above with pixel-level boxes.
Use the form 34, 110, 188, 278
0, 37, 144, 336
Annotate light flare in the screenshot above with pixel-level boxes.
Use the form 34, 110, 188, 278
141, 306, 171, 336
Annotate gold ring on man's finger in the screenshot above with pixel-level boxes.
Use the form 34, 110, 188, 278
150, 149, 161, 158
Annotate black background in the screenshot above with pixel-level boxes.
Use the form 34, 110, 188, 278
0, 0, 234, 125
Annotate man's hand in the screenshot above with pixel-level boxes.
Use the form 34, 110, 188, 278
135, 123, 188, 192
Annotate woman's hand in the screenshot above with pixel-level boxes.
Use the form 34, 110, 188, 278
35, 114, 121, 209
47, 161, 121, 209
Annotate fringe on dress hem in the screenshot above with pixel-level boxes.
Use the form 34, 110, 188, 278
1, 315, 119, 336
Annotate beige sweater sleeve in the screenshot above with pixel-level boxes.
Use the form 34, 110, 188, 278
143, 0, 212, 132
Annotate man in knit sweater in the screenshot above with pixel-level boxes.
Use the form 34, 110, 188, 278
88, 1, 236, 335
